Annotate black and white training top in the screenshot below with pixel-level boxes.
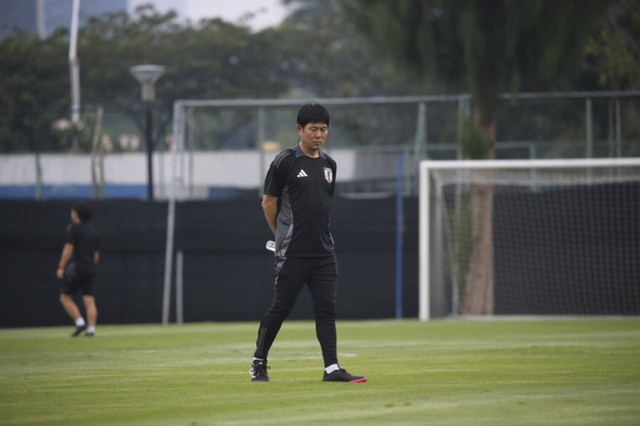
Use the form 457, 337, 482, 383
264, 144, 337, 257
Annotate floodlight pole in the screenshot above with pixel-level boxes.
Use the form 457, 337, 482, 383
130, 65, 164, 201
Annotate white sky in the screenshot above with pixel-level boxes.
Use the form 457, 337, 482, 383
129, 0, 290, 31
187, 0, 289, 30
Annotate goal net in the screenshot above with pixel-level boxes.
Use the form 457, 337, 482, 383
419, 158, 640, 320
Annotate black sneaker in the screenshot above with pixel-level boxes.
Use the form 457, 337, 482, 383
85, 331, 94, 337
250, 360, 270, 382
71, 324, 87, 337
323, 368, 366, 383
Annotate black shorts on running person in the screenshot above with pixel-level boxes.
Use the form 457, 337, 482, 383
60, 261, 96, 296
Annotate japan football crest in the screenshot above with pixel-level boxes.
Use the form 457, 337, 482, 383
323, 167, 333, 183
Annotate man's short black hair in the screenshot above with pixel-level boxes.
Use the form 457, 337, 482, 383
72, 203, 92, 222
297, 103, 330, 128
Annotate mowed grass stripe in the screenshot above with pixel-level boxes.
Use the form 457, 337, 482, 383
0, 318, 639, 425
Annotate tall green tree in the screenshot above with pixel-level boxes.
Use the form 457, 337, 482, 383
275, 1, 416, 98
342, 0, 608, 314
0, 31, 70, 152
581, 0, 640, 157
583, 0, 640, 90
79, 5, 290, 150
0, 3, 417, 153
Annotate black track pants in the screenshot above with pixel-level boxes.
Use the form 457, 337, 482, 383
254, 255, 338, 367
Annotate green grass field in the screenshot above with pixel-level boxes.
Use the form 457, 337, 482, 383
1, 318, 639, 425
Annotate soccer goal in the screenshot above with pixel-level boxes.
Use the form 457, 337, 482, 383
419, 157, 640, 320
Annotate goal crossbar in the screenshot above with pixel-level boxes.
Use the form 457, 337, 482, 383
418, 157, 640, 321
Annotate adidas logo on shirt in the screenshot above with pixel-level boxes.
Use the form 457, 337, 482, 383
297, 169, 308, 178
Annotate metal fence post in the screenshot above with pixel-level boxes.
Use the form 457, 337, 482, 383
585, 98, 593, 158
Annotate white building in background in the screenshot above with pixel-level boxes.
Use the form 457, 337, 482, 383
0, 149, 383, 199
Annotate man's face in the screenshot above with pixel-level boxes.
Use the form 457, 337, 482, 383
70, 209, 79, 224
297, 122, 328, 152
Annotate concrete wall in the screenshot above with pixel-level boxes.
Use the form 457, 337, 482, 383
0, 149, 393, 198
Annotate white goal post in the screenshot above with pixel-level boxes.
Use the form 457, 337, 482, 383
419, 157, 640, 321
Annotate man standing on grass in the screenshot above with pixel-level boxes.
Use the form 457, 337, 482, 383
56, 203, 100, 337
250, 103, 366, 383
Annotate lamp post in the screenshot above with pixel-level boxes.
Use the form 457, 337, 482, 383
130, 65, 164, 200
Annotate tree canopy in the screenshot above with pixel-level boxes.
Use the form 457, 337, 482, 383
0, 1, 638, 153
0, 30, 70, 152
582, 0, 640, 90
0, 3, 412, 153
341, 0, 608, 138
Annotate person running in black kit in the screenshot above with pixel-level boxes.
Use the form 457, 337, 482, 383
56, 203, 100, 337
250, 104, 366, 383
